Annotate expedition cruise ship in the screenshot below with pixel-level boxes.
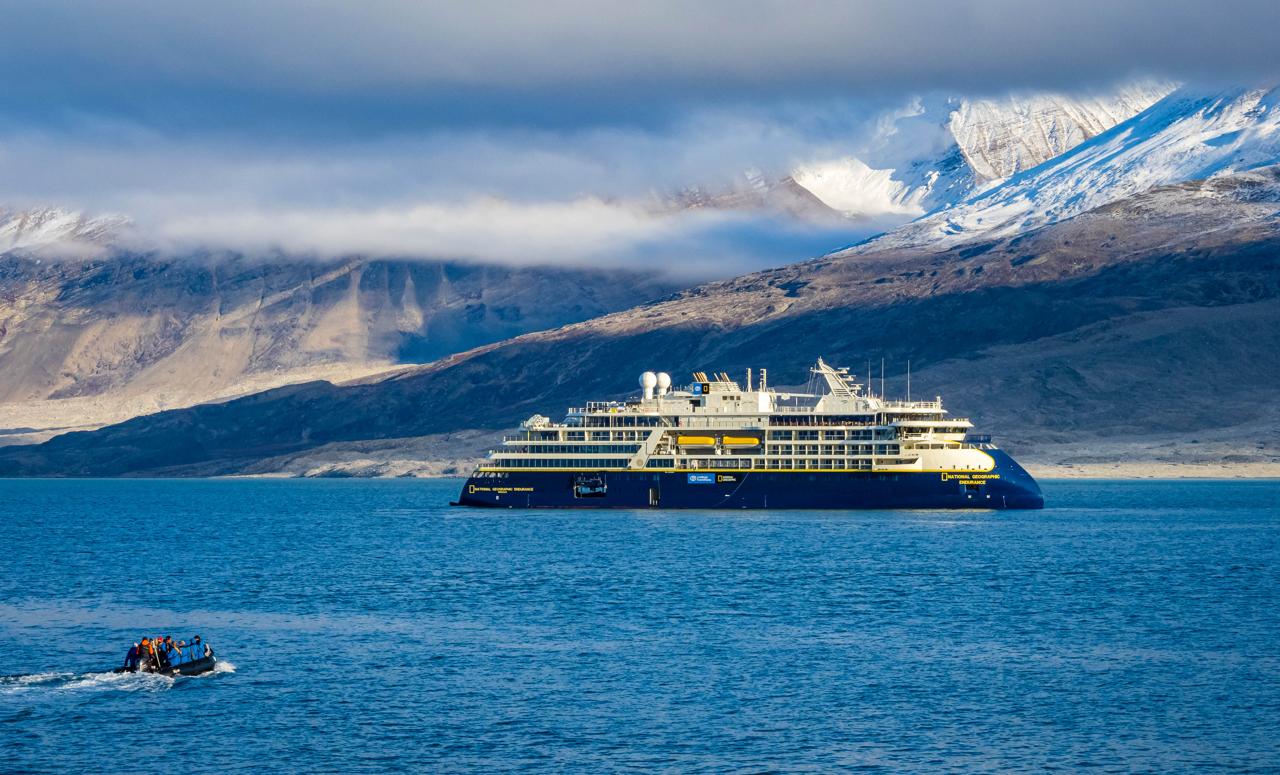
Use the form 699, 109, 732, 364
456, 359, 1043, 509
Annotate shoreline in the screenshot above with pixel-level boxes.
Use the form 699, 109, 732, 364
1024, 462, 1280, 479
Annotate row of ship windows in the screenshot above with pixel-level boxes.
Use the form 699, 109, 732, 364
497, 458, 632, 469
500, 444, 899, 460
511, 437, 904, 451
502, 444, 643, 455
522, 431, 648, 442
566, 415, 948, 429
489, 457, 923, 471
768, 429, 894, 441
766, 415, 944, 427
574, 417, 664, 427
771, 444, 899, 455
523, 427, 960, 443
518, 429, 906, 443
491, 458, 923, 470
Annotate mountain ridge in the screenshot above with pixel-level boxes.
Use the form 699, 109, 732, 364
3, 164, 1276, 475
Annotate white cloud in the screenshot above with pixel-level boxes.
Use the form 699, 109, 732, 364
0, 104, 898, 275
141, 197, 885, 280
154, 198, 687, 264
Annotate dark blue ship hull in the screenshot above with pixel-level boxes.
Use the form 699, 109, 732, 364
456, 449, 1044, 509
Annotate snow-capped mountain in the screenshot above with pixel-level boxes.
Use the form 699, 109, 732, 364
793, 82, 1173, 219
0, 207, 127, 255
857, 85, 1280, 251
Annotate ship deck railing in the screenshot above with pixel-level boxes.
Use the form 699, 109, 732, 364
569, 401, 645, 414
674, 419, 768, 429
879, 400, 944, 410
566, 401, 945, 415
898, 429, 971, 439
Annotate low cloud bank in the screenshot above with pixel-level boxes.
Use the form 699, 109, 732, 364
0, 104, 905, 276
149, 200, 891, 279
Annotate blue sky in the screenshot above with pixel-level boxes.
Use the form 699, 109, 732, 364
1, 0, 1276, 274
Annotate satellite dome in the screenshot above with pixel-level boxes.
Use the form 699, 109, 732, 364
640, 371, 658, 399
656, 372, 672, 390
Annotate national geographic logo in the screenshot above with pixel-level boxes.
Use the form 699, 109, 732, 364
939, 472, 1000, 484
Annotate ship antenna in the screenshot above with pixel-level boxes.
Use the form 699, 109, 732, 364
880, 358, 885, 400
907, 360, 911, 402
866, 359, 871, 398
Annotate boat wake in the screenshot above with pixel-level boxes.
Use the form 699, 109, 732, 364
1, 659, 236, 695
0, 670, 175, 695
1, 660, 233, 694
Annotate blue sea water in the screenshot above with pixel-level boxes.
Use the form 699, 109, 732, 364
1, 478, 1278, 773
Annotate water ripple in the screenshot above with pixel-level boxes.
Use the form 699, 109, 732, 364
0, 478, 1277, 772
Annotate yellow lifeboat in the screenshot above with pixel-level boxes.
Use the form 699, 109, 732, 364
676, 435, 716, 446
722, 436, 760, 447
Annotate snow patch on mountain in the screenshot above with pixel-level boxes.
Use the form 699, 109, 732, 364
793, 82, 1173, 220
859, 85, 1280, 252
791, 157, 925, 216
0, 207, 128, 256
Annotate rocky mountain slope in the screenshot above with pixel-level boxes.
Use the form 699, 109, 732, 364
0, 252, 679, 443
4, 164, 1277, 476
866, 86, 1280, 251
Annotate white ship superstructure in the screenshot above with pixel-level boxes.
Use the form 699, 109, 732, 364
481, 358, 995, 476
